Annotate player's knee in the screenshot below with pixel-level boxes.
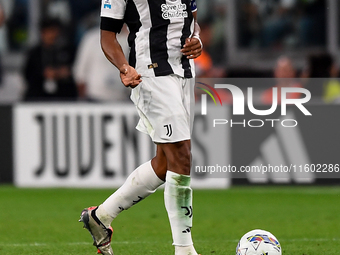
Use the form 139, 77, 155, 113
167, 141, 191, 175
151, 154, 168, 181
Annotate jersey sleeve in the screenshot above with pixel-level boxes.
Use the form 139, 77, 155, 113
100, 0, 127, 33
191, 0, 197, 12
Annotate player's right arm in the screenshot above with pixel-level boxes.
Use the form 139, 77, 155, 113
100, 0, 141, 88
101, 30, 141, 88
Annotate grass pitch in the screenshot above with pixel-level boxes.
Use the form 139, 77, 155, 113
0, 185, 339, 255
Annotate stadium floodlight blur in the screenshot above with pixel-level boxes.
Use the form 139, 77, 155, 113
225, 0, 331, 70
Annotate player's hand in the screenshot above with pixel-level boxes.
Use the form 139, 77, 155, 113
181, 36, 203, 59
119, 64, 142, 88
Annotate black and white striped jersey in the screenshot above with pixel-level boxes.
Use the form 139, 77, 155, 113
100, 0, 197, 78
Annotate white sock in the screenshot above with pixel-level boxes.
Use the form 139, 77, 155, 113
97, 160, 164, 227
175, 245, 198, 255
165, 171, 196, 253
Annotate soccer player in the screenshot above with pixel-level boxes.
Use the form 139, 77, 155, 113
79, 0, 203, 254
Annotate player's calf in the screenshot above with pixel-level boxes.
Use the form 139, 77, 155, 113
164, 171, 199, 255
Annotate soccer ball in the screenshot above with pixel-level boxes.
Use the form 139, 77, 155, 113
236, 229, 282, 255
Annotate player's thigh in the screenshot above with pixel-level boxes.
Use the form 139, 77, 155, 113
132, 75, 192, 143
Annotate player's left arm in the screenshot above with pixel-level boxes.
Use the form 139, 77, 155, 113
181, 2, 202, 60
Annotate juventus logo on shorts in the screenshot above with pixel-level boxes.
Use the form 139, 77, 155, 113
164, 124, 173, 137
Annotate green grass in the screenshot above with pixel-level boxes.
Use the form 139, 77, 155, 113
0, 186, 339, 254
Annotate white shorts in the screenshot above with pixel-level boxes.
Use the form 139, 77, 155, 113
130, 75, 195, 143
